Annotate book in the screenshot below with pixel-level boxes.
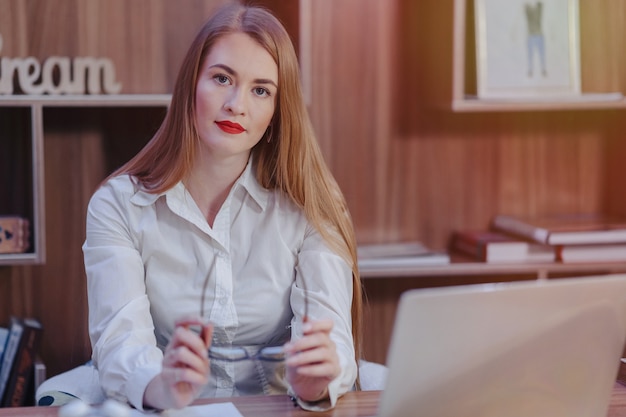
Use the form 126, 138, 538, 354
557, 243, 626, 263
32, 356, 46, 403
358, 241, 437, 259
0, 216, 30, 254
0, 328, 9, 366
1, 317, 43, 407
0, 318, 25, 405
450, 230, 555, 263
491, 213, 626, 246
0, 327, 9, 387
357, 241, 450, 269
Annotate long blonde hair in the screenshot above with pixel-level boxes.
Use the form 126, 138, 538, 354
107, 3, 363, 380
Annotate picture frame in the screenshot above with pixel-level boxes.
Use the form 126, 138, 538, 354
475, 0, 581, 99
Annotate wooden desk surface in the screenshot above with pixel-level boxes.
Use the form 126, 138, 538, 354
3, 383, 626, 416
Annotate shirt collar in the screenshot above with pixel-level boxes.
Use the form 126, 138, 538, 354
128, 177, 161, 206
236, 157, 270, 211
128, 156, 270, 211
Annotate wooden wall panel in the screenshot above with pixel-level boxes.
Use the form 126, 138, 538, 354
36, 127, 106, 373
304, 0, 395, 243
604, 112, 626, 216
579, 0, 626, 93
306, 0, 619, 252
2, 0, 626, 375
305, 0, 626, 363
0, 0, 229, 94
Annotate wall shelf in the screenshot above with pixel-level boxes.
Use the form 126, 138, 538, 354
0, 94, 171, 265
360, 258, 626, 280
452, 93, 626, 113
0, 94, 172, 107
451, 0, 625, 112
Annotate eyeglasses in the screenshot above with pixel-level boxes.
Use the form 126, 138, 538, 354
201, 277, 310, 361
208, 345, 285, 362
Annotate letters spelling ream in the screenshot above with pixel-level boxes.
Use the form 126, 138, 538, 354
0, 33, 122, 95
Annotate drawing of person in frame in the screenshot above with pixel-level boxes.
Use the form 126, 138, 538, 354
475, 0, 580, 98
525, 1, 547, 77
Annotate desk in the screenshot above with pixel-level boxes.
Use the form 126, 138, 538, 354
3, 384, 626, 416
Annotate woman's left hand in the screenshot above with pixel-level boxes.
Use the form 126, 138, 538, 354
284, 318, 340, 402
143, 316, 212, 410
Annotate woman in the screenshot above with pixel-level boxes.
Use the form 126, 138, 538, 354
83, 2, 362, 412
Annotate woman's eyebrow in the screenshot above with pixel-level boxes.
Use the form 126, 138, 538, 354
209, 63, 236, 75
209, 63, 278, 89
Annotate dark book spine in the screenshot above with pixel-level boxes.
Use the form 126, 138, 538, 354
1, 320, 42, 407
0, 319, 24, 404
452, 233, 485, 261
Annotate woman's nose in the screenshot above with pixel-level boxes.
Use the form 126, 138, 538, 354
224, 88, 246, 115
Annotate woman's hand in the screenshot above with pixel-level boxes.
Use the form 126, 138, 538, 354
143, 316, 213, 410
284, 318, 340, 403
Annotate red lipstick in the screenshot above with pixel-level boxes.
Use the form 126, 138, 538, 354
216, 120, 245, 134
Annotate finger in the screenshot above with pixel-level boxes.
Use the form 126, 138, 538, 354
167, 365, 209, 387
287, 345, 340, 380
285, 318, 335, 354
291, 361, 339, 379
170, 326, 209, 359
174, 315, 208, 329
163, 347, 178, 366
165, 345, 209, 374
286, 344, 337, 367
201, 322, 213, 347
285, 331, 336, 356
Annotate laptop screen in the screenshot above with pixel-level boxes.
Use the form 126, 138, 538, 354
377, 274, 626, 417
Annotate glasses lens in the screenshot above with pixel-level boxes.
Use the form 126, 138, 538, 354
258, 346, 286, 362
208, 346, 248, 361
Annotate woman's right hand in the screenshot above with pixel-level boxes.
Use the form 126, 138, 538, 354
143, 316, 213, 410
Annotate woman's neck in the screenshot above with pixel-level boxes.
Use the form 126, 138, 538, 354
184, 153, 250, 226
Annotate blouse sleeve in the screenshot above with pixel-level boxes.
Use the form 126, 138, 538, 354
82, 180, 162, 410
289, 223, 357, 411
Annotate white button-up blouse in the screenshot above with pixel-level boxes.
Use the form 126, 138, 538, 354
83, 160, 357, 410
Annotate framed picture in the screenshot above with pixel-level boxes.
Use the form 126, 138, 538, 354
475, 0, 580, 99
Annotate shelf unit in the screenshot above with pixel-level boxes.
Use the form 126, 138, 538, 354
373, 0, 626, 283
359, 259, 626, 280
0, 94, 170, 265
445, 0, 626, 278
451, 0, 626, 112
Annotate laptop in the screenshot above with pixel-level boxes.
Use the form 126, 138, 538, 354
377, 274, 626, 417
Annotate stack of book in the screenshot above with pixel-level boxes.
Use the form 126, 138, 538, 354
450, 230, 555, 263
491, 213, 626, 263
357, 241, 450, 270
452, 213, 626, 264
0, 317, 43, 407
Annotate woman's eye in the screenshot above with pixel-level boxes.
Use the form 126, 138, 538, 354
254, 87, 270, 97
214, 74, 230, 85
